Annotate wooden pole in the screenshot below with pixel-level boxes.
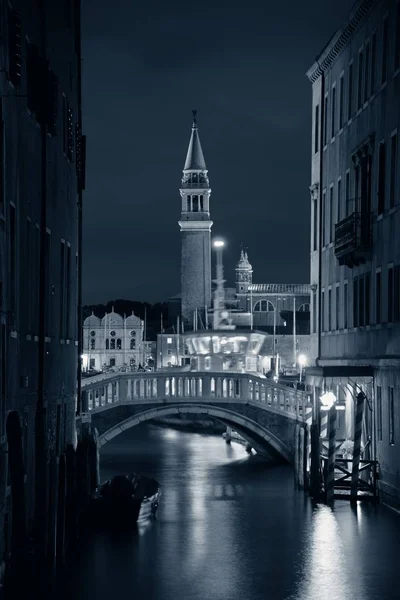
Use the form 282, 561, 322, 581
351, 391, 366, 507
320, 409, 328, 456
298, 427, 305, 489
326, 405, 337, 504
293, 296, 296, 367
305, 402, 313, 488
310, 423, 320, 499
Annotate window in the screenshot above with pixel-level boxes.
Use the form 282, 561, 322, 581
394, 266, 400, 322
354, 165, 360, 205
390, 134, 397, 209
365, 273, 371, 325
26, 219, 32, 332
199, 195, 204, 211
321, 290, 325, 332
376, 271, 381, 324
370, 33, 376, 95
312, 290, 317, 333
90, 338, 95, 350
314, 104, 319, 153
345, 172, 350, 217
313, 196, 318, 251
116, 338, 122, 350
328, 289, 332, 331
7, 7, 22, 88
130, 330, 136, 337
331, 86, 336, 138
0, 101, 4, 213
105, 339, 109, 350
167, 337, 172, 344
253, 300, 274, 312
388, 266, 394, 322
298, 303, 310, 312
378, 142, 386, 214
63, 97, 74, 161
60, 242, 65, 338
205, 356, 211, 370
359, 276, 364, 327
348, 63, 353, 120
66, 244, 71, 338
45, 230, 52, 336
323, 95, 328, 145
395, 3, 400, 70
109, 358, 115, 367
130, 338, 136, 350
339, 76, 344, 129
364, 42, 370, 103
337, 179, 342, 223
110, 339, 115, 350
382, 17, 388, 85
186, 196, 191, 211
322, 190, 326, 246
329, 186, 334, 243
357, 50, 363, 110
389, 386, 395, 445
344, 282, 348, 329
89, 358, 95, 369
10, 204, 16, 313
376, 385, 382, 441
353, 277, 359, 327
192, 195, 198, 211
335, 285, 339, 330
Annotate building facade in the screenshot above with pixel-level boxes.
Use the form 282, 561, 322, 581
307, 0, 400, 508
0, 0, 84, 578
234, 250, 311, 333
179, 111, 213, 327
83, 310, 145, 371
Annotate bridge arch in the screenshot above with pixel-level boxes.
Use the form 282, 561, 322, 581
96, 404, 292, 462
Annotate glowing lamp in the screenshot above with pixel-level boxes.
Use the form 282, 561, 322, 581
213, 240, 225, 248
298, 354, 307, 367
320, 391, 336, 410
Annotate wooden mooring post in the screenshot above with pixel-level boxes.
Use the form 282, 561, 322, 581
350, 391, 366, 507
326, 405, 337, 504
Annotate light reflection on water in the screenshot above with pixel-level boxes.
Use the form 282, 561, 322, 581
55, 424, 400, 600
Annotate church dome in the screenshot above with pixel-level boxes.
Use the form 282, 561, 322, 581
83, 313, 101, 328
125, 312, 142, 328
236, 249, 252, 271
101, 310, 124, 327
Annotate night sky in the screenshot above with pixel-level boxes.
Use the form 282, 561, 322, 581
81, 0, 353, 304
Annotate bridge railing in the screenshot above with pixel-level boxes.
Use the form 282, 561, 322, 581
80, 371, 308, 420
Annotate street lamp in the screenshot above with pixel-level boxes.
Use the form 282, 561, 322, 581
298, 353, 307, 383
213, 240, 225, 248
320, 390, 336, 410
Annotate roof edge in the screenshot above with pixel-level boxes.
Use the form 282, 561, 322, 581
306, 0, 378, 83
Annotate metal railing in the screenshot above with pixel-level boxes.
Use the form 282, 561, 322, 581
334, 211, 372, 261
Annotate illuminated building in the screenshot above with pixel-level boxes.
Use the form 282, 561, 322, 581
82, 309, 145, 371
306, 0, 400, 509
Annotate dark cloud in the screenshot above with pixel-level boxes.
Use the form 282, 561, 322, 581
81, 0, 353, 303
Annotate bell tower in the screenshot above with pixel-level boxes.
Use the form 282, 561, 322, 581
235, 248, 253, 294
178, 111, 213, 327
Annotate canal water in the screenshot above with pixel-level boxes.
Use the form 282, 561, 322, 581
57, 423, 400, 600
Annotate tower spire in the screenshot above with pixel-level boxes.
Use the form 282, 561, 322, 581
183, 110, 206, 171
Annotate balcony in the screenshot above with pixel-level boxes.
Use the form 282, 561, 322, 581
334, 212, 372, 267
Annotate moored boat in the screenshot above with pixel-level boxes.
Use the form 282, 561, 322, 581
88, 473, 161, 529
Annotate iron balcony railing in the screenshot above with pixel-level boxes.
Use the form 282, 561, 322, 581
334, 212, 372, 266
181, 181, 210, 189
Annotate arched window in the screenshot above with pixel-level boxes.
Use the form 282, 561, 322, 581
199, 195, 204, 211
110, 339, 116, 350
106, 339, 109, 350
130, 338, 136, 350
299, 303, 310, 312
254, 300, 274, 312
186, 195, 191, 211
192, 195, 198, 211
116, 338, 122, 350
90, 339, 95, 350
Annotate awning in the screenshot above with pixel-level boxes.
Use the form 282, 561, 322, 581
305, 365, 374, 388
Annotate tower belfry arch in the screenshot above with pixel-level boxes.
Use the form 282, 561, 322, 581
178, 111, 213, 327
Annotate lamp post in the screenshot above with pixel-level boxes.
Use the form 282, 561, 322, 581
298, 354, 307, 383
213, 239, 225, 330
320, 390, 337, 504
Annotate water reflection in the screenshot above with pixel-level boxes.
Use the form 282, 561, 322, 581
55, 424, 400, 600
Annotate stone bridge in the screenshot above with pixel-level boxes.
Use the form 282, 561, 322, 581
77, 371, 310, 464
